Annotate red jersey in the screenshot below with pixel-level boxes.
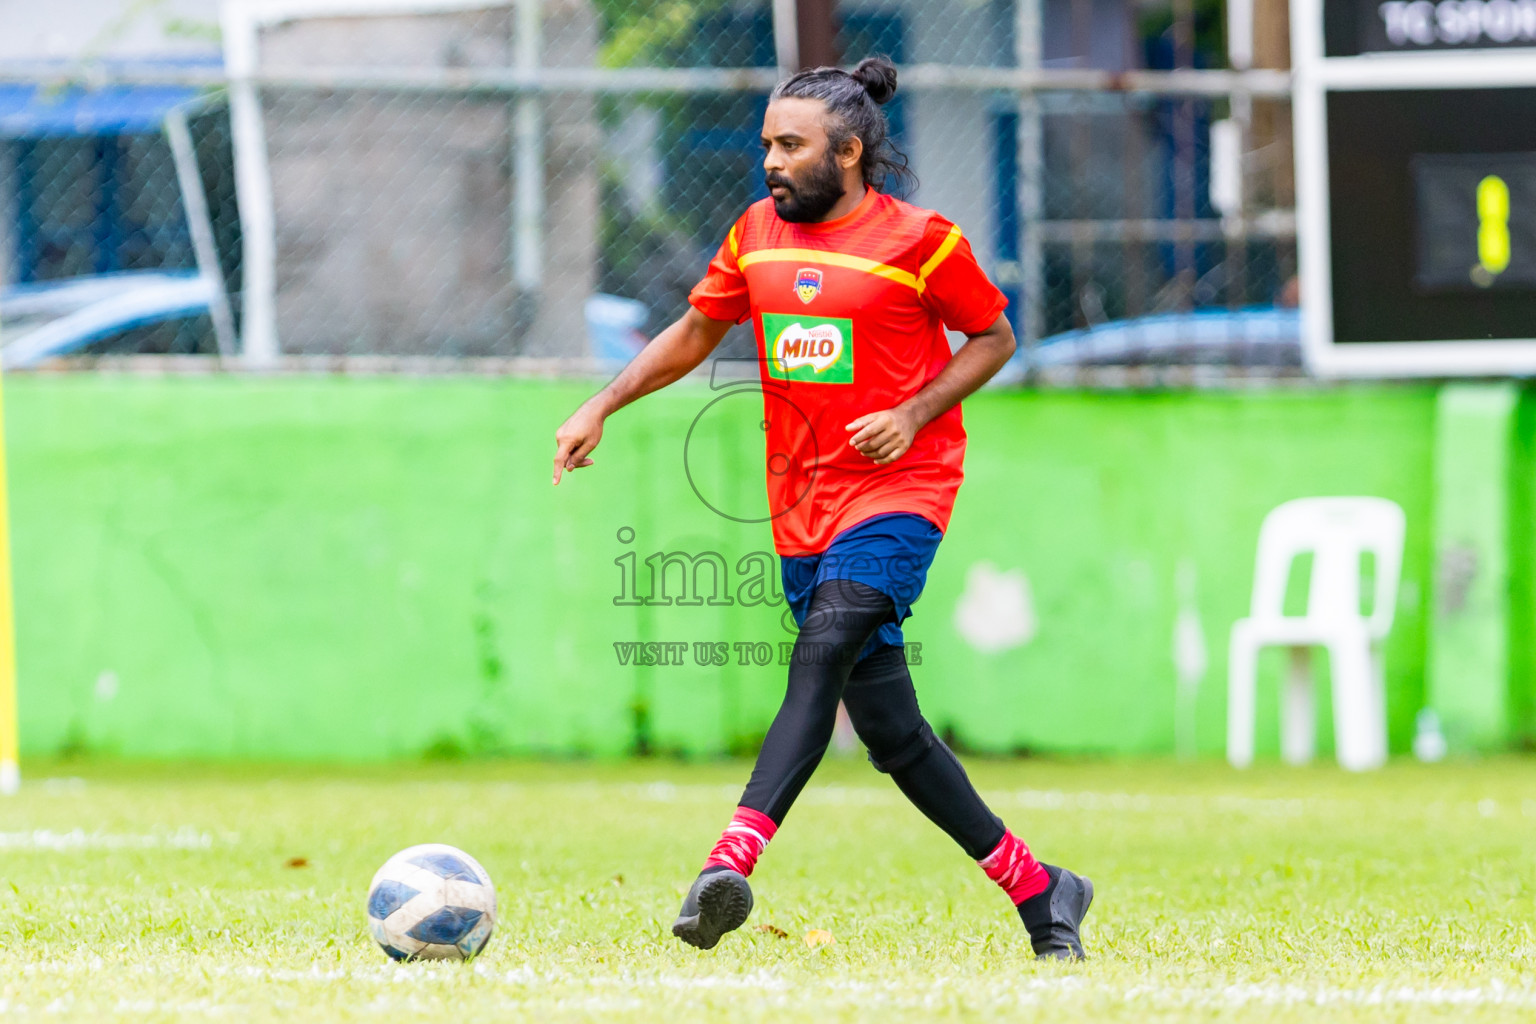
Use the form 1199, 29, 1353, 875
688, 187, 1008, 555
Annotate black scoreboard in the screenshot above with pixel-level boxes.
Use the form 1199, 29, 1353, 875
1328, 0, 1536, 55
1298, 0, 1536, 374
1327, 88, 1536, 344
1415, 153, 1536, 292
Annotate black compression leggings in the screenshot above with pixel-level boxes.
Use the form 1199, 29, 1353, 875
738, 579, 1007, 861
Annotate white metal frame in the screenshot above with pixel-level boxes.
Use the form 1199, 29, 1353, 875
206, 0, 1295, 369
165, 106, 240, 360
221, 0, 544, 367
1292, 0, 1536, 376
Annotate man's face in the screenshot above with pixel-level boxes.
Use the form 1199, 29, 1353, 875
761, 98, 849, 223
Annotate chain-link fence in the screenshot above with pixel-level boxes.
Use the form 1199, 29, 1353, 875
0, 0, 1296, 373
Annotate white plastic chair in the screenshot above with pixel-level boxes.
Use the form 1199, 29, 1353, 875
1227, 497, 1405, 772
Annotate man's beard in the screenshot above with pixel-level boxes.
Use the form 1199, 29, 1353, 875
766, 149, 847, 223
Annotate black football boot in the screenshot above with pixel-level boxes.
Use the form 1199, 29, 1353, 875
1018, 864, 1093, 960
671, 866, 754, 950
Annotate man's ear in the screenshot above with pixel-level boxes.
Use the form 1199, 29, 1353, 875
839, 135, 864, 171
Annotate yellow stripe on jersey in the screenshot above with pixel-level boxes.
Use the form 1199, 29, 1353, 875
728, 223, 740, 261
736, 247, 921, 292
917, 225, 963, 290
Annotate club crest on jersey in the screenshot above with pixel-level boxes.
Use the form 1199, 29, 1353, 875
794, 268, 823, 304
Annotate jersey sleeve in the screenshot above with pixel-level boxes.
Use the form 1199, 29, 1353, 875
916, 216, 1009, 335
688, 214, 752, 325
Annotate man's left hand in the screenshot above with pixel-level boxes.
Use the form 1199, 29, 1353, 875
846, 408, 920, 465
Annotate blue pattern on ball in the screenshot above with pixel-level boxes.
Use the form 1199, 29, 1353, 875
407, 906, 484, 944
455, 912, 496, 958
368, 879, 420, 920
407, 852, 480, 882
368, 918, 415, 961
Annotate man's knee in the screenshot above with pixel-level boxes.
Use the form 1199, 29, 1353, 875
842, 645, 926, 770
852, 715, 935, 774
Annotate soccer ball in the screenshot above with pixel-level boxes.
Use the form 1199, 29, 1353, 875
366, 843, 498, 961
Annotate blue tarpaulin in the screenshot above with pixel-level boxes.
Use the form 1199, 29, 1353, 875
0, 83, 201, 138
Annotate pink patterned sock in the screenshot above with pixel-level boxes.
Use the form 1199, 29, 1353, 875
978, 828, 1049, 904
703, 806, 778, 877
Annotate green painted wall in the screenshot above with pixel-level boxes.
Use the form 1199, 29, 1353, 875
1426, 384, 1517, 752
6, 376, 1445, 761
935, 387, 1437, 759
1507, 387, 1536, 749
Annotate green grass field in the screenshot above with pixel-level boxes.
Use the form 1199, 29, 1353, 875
0, 756, 1533, 1021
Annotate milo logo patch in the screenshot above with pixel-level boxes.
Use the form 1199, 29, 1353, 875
761, 312, 854, 384
777, 323, 842, 372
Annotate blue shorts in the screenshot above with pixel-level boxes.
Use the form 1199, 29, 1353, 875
780, 512, 944, 660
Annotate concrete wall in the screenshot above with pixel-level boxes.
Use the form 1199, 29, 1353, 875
6, 374, 1463, 763
256, 4, 598, 356
836, 0, 1013, 267
0, 0, 221, 63
836, 0, 1145, 271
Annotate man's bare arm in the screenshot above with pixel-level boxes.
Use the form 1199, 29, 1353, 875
846, 313, 1017, 465
553, 306, 735, 484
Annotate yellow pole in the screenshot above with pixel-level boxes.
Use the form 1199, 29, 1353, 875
0, 367, 17, 794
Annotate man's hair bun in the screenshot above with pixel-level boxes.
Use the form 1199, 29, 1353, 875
850, 56, 898, 105
768, 54, 914, 191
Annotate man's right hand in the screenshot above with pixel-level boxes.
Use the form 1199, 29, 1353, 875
553, 403, 605, 485
549, 307, 734, 487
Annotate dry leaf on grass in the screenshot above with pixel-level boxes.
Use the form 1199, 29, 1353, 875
804, 929, 835, 948
756, 924, 789, 939
284, 857, 309, 869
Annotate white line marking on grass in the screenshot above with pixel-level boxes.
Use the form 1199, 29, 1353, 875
23, 960, 1536, 1014
0, 997, 244, 1016
0, 827, 223, 850
622, 782, 1524, 821
631, 783, 741, 803
991, 789, 1331, 817
39, 778, 86, 794
623, 782, 1350, 817
511, 973, 1536, 1012
1129, 981, 1536, 1009
629, 783, 910, 807
221, 967, 1536, 1010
